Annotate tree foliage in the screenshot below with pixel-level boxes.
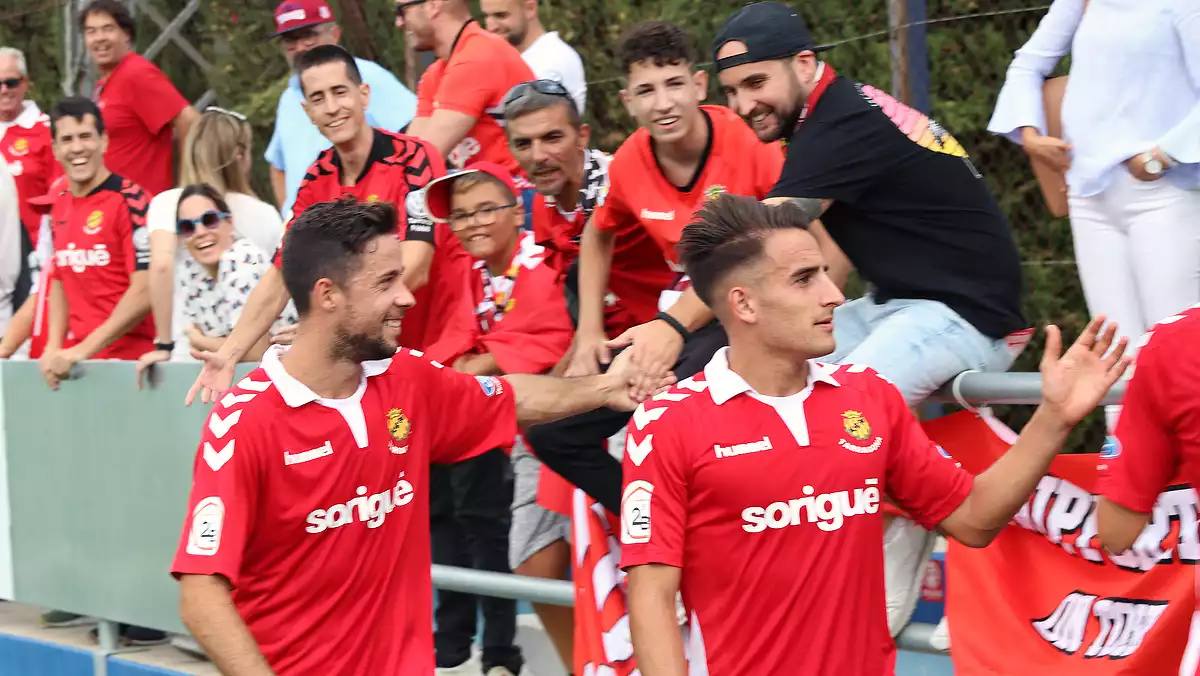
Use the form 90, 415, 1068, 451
0, 0, 1103, 450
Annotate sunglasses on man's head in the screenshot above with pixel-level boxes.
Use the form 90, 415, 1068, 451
502, 79, 571, 109
0, 77, 24, 90
204, 105, 247, 123
177, 210, 229, 238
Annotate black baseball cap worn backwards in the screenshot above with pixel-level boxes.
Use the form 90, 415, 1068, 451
713, 1, 833, 72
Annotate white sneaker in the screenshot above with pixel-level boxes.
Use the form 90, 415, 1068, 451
930, 615, 951, 652
485, 669, 516, 676
434, 657, 478, 676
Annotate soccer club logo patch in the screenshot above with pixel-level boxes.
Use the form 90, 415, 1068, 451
703, 184, 728, 201
842, 410, 871, 441
1100, 436, 1121, 460
475, 375, 504, 397
9, 137, 28, 156
83, 209, 104, 235
387, 408, 410, 443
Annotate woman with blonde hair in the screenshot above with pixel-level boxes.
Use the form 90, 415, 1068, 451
136, 106, 285, 376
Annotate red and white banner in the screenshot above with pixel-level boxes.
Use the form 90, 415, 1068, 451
930, 411, 1196, 676
572, 490, 639, 676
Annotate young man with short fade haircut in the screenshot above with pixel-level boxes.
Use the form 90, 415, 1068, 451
186, 45, 463, 407
79, 0, 198, 196
521, 21, 783, 517
621, 194, 1129, 676
173, 197, 668, 676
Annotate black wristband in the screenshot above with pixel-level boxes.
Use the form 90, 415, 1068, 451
654, 311, 690, 340
155, 342, 175, 352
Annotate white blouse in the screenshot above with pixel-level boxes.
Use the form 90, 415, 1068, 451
178, 238, 297, 339
987, 0, 1200, 197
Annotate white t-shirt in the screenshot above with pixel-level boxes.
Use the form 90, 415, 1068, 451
147, 190, 284, 360
521, 31, 588, 116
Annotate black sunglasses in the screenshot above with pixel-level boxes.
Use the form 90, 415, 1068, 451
0, 77, 23, 90
502, 79, 571, 109
177, 210, 229, 238
394, 0, 427, 17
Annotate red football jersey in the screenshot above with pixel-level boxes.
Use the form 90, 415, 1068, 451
172, 346, 519, 675
94, 53, 189, 197
415, 21, 533, 175
49, 174, 153, 359
595, 105, 784, 268
620, 350, 973, 676
1098, 304, 1200, 675
1, 103, 59, 244
278, 128, 457, 351
531, 148, 675, 336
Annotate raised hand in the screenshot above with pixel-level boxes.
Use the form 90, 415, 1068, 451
604, 348, 677, 411
605, 318, 684, 401
185, 347, 236, 406
1039, 316, 1131, 426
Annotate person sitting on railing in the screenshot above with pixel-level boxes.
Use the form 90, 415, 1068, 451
171, 198, 668, 676
136, 184, 297, 389
421, 163, 576, 676
135, 106, 286, 373
709, 1, 1033, 639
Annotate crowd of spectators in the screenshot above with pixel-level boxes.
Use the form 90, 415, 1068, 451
0, 0, 1195, 673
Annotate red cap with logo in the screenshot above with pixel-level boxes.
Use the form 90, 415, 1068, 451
423, 163, 519, 224
270, 0, 336, 38
28, 174, 66, 207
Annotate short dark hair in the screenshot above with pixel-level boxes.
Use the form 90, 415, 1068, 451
49, 96, 105, 138
295, 44, 362, 96
678, 195, 822, 308
79, 0, 136, 41
177, 183, 231, 218
617, 21, 696, 75
281, 199, 397, 315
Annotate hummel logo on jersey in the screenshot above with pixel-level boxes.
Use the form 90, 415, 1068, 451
285, 441, 334, 466
742, 477, 881, 533
715, 436, 772, 459
639, 208, 675, 221
305, 473, 416, 534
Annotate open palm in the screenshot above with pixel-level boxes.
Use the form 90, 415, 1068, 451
1040, 316, 1131, 425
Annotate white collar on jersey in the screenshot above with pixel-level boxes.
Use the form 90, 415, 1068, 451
260, 344, 392, 408
703, 346, 840, 406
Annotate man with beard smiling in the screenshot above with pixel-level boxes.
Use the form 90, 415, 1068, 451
712, 1, 1030, 638
172, 198, 666, 676
185, 45, 468, 407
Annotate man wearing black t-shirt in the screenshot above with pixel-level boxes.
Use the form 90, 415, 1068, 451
712, 0, 1032, 641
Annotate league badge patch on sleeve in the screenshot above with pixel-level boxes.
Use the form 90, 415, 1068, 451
475, 376, 504, 397
621, 480, 654, 545
186, 497, 225, 557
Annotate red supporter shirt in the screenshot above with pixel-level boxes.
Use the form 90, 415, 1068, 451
595, 106, 783, 273
1098, 304, 1200, 668
2, 102, 59, 244
415, 21, 533, 175
278, 128, 464, 352
532, 148, 675, 336
49, 174, 153, 359
94, 53, 189, 197
172, 346, 519, 675
620, 349, 973, 676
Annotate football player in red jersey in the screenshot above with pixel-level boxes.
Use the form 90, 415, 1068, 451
186, 45, 459, 406
173, 198, 670, 676
39, 97, 154, 389
623, 195, 1129, 676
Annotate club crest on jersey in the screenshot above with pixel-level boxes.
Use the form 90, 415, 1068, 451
9, 138, 28, 156
703, 184, 728, 201
84, 209, 104, 235
842, 410, 871, 441
366, 194, 379, 202
387, 408, 410, 454
839, 410, 883, 454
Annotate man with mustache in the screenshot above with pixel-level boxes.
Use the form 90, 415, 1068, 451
711, 1, 1030, 638
185, 45, 467, 406
172, 198, 667, 676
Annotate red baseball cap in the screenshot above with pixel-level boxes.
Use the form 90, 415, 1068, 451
28, 175, 66, 207
423, 163, 519, 224
270, 0, 336, 38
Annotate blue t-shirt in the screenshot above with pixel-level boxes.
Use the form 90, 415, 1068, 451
265, 57, 417, 218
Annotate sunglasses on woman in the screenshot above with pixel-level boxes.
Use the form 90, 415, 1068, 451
177, 210, 229, 238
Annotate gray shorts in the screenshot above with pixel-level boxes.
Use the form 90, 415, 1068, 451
509, 436, 572, 571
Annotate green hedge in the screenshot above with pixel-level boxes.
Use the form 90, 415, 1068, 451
1, 0, 1103, 451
